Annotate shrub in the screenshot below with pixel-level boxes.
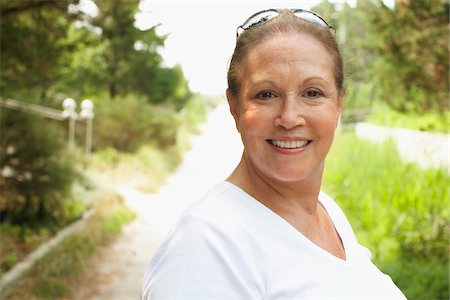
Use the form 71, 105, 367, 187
0, 110, 79, 227
93, 96, 181, 152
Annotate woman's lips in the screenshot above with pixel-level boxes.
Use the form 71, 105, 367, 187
267, 139, 312, 149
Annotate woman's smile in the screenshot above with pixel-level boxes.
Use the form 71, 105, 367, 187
267, 138, 312, 152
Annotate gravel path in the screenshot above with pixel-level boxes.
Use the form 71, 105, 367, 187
71, 103, 242, 300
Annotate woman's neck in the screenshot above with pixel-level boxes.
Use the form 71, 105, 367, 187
226, 152, 324, 216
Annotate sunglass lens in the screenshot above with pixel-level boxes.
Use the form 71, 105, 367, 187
294, 11, 328, 27
242, 11, 279, 30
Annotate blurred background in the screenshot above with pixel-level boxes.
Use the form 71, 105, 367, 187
0, 0, 448, 299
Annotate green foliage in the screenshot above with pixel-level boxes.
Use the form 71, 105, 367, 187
364, 0, 449, 113
93, 96, 182, 152
367, 102, 450, 133
89, 0, 163, 99
93, 92, 208, 153
1, 224, 52, 275
1, 194, 134, 299
2, 253, 18, 272
0, 110, 79, 227
380, 257, 449, 299
102, 208, 136, 239
32, 278, 69, 299
0, 0, 80, 104
182, 94, 208, 127
323, 131, 449, 299
342, 81, 375, 109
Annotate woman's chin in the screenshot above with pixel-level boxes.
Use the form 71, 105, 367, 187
264, 163, 324, 184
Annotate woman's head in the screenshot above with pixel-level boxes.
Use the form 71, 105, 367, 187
227, 9, 344, 98
226, 9, 344, 184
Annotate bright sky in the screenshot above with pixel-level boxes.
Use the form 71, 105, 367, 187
135, 0, 350, 94
79, 0, 394, 95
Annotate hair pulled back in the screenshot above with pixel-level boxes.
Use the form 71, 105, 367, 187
227, 10, 344, 97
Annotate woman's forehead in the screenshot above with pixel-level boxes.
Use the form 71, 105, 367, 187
241, 33, 335, 80
250, 32, 330, 59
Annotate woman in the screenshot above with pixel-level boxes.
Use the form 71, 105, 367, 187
142, 9, 406, 299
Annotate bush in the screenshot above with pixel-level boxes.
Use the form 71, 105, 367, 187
323, 131, 449, 299
93, 96, 181, 152
0, 109, 79, 227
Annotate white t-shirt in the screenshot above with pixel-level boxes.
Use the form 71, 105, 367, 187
142, 181, 406, 299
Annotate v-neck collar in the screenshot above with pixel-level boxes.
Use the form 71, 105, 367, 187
222, 181, 354, 266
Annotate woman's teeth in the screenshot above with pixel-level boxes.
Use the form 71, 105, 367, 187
270, 140, 309, 149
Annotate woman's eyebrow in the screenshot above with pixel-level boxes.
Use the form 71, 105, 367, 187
248, 79, 278, 86
302, 76, 328, 84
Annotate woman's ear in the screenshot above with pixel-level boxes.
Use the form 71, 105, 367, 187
226, 89, 240, 132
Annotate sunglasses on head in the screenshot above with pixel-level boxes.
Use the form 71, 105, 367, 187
236, 8, 334, 38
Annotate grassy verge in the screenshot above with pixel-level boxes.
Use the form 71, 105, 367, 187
323, 131, 449, 299
1, 193, 135, 300
0, 179, 93, 276
366, 102, 449, 133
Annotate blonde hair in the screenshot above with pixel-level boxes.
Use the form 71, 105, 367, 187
227, 10, 344, 97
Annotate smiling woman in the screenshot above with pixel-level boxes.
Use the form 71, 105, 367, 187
142, 9, 406, 299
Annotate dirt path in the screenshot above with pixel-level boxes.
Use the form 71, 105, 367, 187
71, 103, 242, 300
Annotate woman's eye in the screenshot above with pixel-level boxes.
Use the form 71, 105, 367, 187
305, 89, 323, 98
256, 91, 276, 100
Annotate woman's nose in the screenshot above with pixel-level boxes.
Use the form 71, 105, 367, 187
274, 97, 306, 129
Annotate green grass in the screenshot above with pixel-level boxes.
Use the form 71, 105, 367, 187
1, 225, 52, 275
102, 207, 136, 239
1, 194, 135, 300
366, 102, 449, 133
323, 131, 449, 299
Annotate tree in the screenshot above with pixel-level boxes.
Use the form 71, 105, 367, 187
0, 0, 82, 105
360, 0, 449, 113
85, 0, 190, 105
0, 110, 77, 227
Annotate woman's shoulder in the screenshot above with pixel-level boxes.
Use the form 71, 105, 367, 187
180, 181, 258, 225
153, 181, 256, 250
143, 182, 264, 299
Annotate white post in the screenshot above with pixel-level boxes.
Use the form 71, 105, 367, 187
69, 118, 76, 149
80, 99, 94, 158
85, 118, 93, 157
62, 98, 77, 150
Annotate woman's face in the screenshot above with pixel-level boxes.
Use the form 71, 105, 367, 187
228, 32, 342, 183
